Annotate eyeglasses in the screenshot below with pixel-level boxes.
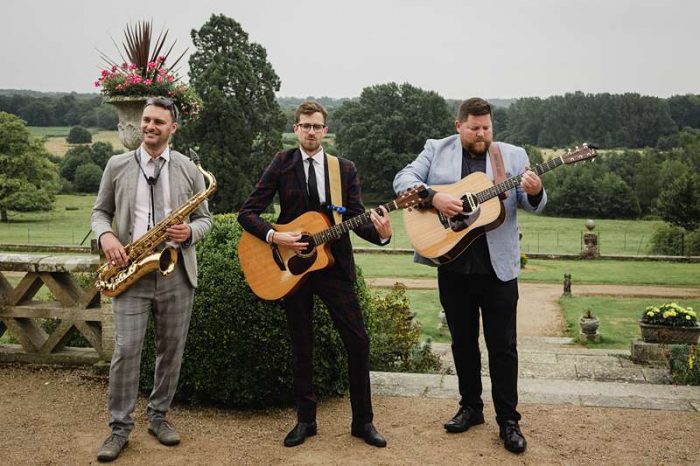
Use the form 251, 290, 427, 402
296, 123, 326, 132
145, 96, 179, 122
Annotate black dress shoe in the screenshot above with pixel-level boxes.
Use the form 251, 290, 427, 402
443, 406, 485, 433
499, 420, 527, 453
351, 423, 387, 448
283, 421, 317, 447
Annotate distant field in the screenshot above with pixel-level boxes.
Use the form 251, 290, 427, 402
28, 127, 124, 156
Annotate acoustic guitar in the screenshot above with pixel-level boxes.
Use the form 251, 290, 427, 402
402, 144, 597, 264
238, 186, 427, 300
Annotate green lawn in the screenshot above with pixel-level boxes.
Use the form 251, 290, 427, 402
1, 194, 667, 256
352, 208, 663, 255
356, 255, 700, 287
559, 296, 700, 349
27, 126, 71, 138
0, 194, 95, 245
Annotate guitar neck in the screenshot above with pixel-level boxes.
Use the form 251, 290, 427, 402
311, 201, 397, 245
477, 156, 564, 202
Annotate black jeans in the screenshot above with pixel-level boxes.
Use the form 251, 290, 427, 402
438, 268, 521, 424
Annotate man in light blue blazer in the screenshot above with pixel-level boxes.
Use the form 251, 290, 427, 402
393, 97, 546, 454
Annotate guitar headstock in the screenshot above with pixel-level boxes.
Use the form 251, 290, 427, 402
395, 185, 429, 209
561, 143, 598, 164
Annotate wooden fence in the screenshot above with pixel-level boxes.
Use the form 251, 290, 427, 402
0, 253, 112, 366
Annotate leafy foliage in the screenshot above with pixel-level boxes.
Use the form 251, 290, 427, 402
59, 142, 116, 193
0, 112, 59, 221
73, 162, 103, 193
138, 214, 441, 407
66, 126, 92, 144
657, 171, 700, 231
669, 345, 700, 385
334, 82, 454, 199
175, 14, 285, 213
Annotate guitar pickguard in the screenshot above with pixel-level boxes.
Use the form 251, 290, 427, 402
448, 206, 481, 232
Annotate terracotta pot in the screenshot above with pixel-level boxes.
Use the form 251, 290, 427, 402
639, 322, 700, 344
106, 96, 150, 150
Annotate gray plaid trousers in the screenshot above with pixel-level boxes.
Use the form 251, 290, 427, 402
108, 262, 193, 436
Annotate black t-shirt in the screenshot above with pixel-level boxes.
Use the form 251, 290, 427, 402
440, 148, 495, 275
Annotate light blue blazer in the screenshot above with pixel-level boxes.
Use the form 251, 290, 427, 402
393, 134, 547, 282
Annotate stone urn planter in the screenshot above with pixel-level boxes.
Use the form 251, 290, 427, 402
579, 310, 600, 342
106, 96, 149, 150
639, 323, 700, 344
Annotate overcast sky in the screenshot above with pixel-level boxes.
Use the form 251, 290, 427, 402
2, 0, 698, 99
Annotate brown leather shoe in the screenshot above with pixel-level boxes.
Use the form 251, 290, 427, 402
148, 419, 181, 446
97, 433, 129, 462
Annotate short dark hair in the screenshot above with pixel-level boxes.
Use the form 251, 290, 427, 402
457, 97, 492, 121
295, 100, 328, 124
145, 96, 179, 122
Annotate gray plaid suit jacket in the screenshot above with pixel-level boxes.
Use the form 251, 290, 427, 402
92, 149, 212, 288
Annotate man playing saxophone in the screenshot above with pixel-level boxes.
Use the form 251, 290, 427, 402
92, 97, 212, 462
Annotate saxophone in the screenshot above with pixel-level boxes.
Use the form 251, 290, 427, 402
95, 150, 217, 297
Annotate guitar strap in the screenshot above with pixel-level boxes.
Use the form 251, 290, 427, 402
488, 142, 509, 199
326, 154, 343, 225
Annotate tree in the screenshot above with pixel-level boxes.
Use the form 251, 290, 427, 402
657, 171, 700, 231
66, 126, 92, 144
60, 145, 94, 181
73, 163, 103, 193
175, 14, 285, 213
0, 112, 59, 221
334, 82, 454, 199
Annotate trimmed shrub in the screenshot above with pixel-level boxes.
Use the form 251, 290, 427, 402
66, 126, 92, 144
139, 214, 441, 408
650, 224, 700, 256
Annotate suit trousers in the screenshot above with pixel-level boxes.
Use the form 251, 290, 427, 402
108, 260, 194, 436
437, 268, 521, 424
283, 264, 372, 425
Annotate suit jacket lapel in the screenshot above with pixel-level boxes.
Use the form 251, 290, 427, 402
450, 138, 462, 182
291, 149, 310, 209
169, 152, 181, 210
126, 150, 140, 230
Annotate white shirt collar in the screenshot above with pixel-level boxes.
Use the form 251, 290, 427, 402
300, 147, 325, 164
139, 144, 171, 164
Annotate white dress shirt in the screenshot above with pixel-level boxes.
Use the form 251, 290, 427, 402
132, 145, 172, 242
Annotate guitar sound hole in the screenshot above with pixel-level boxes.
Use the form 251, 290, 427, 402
298, 234, 316, 257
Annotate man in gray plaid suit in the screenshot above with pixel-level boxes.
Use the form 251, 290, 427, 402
92, 97, 212, 462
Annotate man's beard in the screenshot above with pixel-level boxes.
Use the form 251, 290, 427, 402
301, 138, 321, 153
465, 139, 491, 156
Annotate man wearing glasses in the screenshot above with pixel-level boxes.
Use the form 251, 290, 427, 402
92, 97, 212, 462
239, 100, 392, 448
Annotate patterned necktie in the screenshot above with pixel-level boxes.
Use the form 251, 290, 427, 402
150, 157, 165, 224
307, 158, 321, 211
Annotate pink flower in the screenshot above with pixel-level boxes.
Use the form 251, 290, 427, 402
94, 80, 101, 88
132, 75, 142, 84
144, 79, 152, 85
147, 61, 156, 71
157, 55, 166, 62
166, 74, 174, 82
128, 63, 138, 71
121, 62, 128, 69
158, 67, 167, 76
157, 75, 164, 83
111, 65, 118, 72
101, 69, 109, 78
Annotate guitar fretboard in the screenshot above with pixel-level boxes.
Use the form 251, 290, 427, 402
475, 156, 564, 203
311, 201, 398, 245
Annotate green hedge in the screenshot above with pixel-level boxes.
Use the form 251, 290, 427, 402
139, 214, 440, 408
669, 345, 700, 385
